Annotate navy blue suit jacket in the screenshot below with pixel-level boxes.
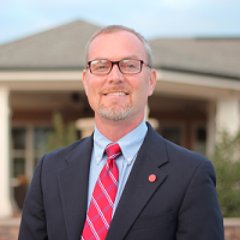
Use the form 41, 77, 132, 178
19, 124, 224, 239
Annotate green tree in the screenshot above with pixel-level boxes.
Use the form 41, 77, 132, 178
212, 131, 240, 217
47, 112, 77, 152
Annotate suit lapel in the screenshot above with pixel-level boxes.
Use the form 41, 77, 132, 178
58, 136, 93, 240
107, 125, 169, 240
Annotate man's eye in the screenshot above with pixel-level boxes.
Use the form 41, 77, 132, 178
127, 63, 136, 68
95, 64, 108, 70
97, 65, 107, 69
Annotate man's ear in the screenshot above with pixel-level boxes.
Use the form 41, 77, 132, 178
82, 69, 88, 96
148, 69, 157, 96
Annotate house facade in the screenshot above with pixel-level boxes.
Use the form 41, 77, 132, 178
0, 20, 240, 217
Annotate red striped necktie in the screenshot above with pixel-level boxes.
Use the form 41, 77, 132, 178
81, 143, 122, 240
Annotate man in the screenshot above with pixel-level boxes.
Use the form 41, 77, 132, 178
19, 25, 224, 240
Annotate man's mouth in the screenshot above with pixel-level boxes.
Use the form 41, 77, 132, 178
103, 91, 129, 96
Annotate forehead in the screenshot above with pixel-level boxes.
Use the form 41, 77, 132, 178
87, 30, 147, 61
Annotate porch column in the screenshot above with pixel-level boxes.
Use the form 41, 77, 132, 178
216, 97, 240, 137
206, 101, 216, 156
0, 87, 12, 217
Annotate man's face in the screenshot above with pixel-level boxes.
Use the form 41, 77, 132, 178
82, 30, 156, 124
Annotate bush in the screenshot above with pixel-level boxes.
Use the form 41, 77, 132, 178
47, 112, 77, 152
211, 131, 240, 217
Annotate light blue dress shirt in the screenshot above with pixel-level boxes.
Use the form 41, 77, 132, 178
87, 121, 148, 214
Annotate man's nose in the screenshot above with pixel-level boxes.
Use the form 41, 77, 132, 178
108, 64, 124, 81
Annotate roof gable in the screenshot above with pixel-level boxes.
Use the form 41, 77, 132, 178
0, 20, 100, 69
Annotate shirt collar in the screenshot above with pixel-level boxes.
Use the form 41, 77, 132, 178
93, 121, 147, 165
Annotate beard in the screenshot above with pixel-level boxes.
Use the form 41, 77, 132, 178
97, 103, 133, 121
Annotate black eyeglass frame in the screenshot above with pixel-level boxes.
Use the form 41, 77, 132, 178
87, 59, 152, 75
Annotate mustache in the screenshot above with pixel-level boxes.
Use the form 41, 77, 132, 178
100, 86, 131, 94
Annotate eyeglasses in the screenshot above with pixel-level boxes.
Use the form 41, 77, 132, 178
87, 59, 151, 75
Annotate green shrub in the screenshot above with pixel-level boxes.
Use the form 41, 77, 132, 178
211, 131, 240, 217
47, 112, 77, 152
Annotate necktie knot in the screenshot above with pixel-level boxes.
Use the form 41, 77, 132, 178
105, 143, 121, 160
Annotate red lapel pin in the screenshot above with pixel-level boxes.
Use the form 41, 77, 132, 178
148, 174, 157, 183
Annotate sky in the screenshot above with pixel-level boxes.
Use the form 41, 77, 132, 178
1, 0, 240, 44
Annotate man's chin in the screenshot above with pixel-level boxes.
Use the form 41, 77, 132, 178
98, 107, 132, 121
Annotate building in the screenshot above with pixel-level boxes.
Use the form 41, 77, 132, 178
0, 20, 240, 217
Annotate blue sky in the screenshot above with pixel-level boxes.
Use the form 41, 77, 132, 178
1, 0, 240, 44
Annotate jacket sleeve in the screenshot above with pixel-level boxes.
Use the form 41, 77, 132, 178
18, 156, 48, 240
176, 159, 224, 240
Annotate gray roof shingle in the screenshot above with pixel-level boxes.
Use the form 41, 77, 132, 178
151, 38, 240, 79
0, 20, 239, 79
0, 20, 100, 69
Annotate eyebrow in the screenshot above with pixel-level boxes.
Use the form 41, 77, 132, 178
123, 55, 141, 59
89, 55, 144, 61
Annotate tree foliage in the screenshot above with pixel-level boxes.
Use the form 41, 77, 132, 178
46, 112, 77, 152
211, 131, 240, 217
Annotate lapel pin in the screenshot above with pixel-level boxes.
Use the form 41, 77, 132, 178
148, 174, 157, 183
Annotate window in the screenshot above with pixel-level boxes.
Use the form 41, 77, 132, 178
34, 127, 52, 166
11, 128, 26, 177
160, 122, 185, 146
11, 126, 52, 179
193, 125, 207, 154
161, 127, 182, 145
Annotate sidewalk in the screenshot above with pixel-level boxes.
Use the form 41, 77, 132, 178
0, 216, 240, 240
225, 218, 240, 240
0, 217, 20, 240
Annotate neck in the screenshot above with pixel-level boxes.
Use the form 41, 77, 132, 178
95, 115, 144, 142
